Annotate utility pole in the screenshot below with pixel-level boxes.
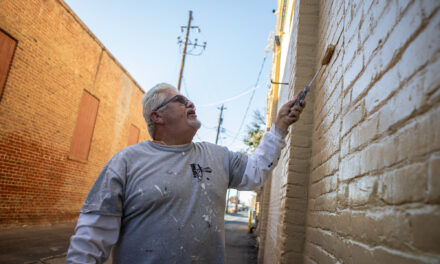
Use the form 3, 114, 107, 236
177, 11, 192, 91
215, 104, 230, 213
215, 104, 225, 145
177, 11, 207, 91
225, 189, 231, 213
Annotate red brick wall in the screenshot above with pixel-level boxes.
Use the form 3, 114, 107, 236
0, 0, 150, 227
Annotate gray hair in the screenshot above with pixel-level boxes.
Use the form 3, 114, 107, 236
142, 83, 177, 138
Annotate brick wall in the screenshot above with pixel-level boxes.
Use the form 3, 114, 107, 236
260, 0, 319, 263
0, 0, 150, 227
261, 0, 440, 263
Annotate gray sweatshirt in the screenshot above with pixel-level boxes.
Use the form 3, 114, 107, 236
66, 126, 286, 263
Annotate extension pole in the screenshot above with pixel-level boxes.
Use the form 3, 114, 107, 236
177, 11, 193, 91
215, 104, 224, 144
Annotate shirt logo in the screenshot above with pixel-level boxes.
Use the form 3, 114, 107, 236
190, 164, 212, 182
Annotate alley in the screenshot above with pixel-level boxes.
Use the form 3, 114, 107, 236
225, 211, 258, 264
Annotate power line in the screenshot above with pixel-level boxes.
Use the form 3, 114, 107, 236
181, 76, 191, 98
230, 55, 268, 146
197, 84, 263, 108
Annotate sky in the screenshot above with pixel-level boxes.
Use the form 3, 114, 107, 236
64, 1, 278, 203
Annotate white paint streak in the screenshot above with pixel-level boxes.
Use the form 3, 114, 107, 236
154, 185, 163, 196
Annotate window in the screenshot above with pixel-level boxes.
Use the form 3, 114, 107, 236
69, 90, 99, 161
127, 124, 140, 146
0, 29, 17, 101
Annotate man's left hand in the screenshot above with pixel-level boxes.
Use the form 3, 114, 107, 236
274, 94, 306, 131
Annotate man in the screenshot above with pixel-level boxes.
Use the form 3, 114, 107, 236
66, 83, 305, 263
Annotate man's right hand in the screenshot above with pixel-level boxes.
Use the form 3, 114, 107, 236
274, 93, 306, 131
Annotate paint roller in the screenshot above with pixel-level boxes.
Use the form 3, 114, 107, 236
290, 44, 336, 120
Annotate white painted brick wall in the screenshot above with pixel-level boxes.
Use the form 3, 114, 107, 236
260, 0, 440, 263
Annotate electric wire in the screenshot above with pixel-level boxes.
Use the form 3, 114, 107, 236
197, 84, 262, 108
230, 55, 268, 146
181, 76, 191, 99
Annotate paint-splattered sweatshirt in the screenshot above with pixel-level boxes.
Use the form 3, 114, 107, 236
66, 126, 286, 264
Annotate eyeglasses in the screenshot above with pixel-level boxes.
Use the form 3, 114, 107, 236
154, 94, 190, 111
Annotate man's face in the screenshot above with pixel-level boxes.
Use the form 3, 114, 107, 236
159, 90, 201, 134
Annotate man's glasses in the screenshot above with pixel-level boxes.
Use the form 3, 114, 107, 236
154, 95, 190, 111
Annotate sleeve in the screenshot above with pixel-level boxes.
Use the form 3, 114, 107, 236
66, 154, 127, 263
66, 213, 121, 264
80, 158, 126, 216
231, 125, 287, 190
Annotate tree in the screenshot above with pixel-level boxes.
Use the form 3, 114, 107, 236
243, 109, 266, 153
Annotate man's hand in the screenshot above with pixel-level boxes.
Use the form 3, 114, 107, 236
274, 94, 306, 131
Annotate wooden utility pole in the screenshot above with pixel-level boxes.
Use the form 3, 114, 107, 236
215, 104, 225, 144
177, 11, 192, 91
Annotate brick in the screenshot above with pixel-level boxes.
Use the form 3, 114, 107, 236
410, 211, 440, 253
378, 162, 428, 204
288, 159, 310, 174
428, 155, 440, 202
359, 143, 383, 175
0, 1, 149, 227
284, 197, 308, 212
283, 224, 305, 253
336, 182, 349, 209
370, 1, 423, 75
349, 112, 379, 151
309, 175, 337, 199
306, 228, 339, 257
377, 76, 425, 134
334, 210, 351, 236
342, 88, 351, 113
312, 192, 337, 212
361, 1, 398, 66
420, 0, 440, 18
284, 252, 303, 264
261, 0, 440, 262
396, 106, 440, 162
287, 171, 308, 186
342, 102, 364, 136
343, 47, 363, 91
349, 241, 375, 264
422, 52, 440, 101
373, 247, 428, 264
305, 242, 337, 264
284, 210, 306, 226
340, 134, 350, 158
348, 176, 377, 207
310, 153, 338, 183
344, 0, 363, 45
283, 184, 307, 199
351, 210, 412, 250
364, 66, 400, 114
339, 152, 361, 181
397, 7, 440, 81
380, 135, 399, 167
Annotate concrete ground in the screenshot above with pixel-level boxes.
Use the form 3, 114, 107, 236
0, 211, 257, 264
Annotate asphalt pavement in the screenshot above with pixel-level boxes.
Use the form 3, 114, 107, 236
224, 211, 258, 264
0, 211, 257, 264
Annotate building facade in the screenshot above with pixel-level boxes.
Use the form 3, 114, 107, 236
259, 0, 440, 263
0, 0, 150, 227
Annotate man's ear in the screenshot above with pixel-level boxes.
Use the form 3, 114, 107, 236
150, 111, 164, 125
